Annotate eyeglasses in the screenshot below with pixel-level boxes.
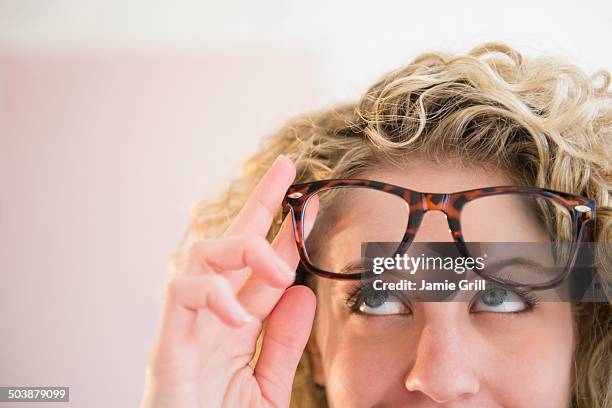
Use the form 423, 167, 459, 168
282, 179, 596, 290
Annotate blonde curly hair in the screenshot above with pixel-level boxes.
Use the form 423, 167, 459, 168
172, 42, 612, 407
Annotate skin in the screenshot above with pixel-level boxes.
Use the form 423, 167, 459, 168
141, 156, 574, 408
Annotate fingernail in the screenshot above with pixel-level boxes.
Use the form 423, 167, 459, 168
275, 153, 294, 167
274, 256, 296, 280
274, 154, 285, 165
233, 304, 256, 325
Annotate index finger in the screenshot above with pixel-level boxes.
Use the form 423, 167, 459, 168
224, 154, 296, 238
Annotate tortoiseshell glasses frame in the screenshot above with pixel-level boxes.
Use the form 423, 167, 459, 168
282, 179, 596, 290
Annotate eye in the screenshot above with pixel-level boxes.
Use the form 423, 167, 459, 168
471, 287, 528, 313
353, 288, 410, 316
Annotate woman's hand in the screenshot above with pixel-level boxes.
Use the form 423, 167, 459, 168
141, 155, 317, 408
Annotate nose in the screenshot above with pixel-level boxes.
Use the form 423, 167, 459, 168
404, 305, 480, 403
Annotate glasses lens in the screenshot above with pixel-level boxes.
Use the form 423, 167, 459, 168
460, 193, 575, 286
303, 186, 409, 275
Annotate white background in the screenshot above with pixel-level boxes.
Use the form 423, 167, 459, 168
1, 1, 611, 406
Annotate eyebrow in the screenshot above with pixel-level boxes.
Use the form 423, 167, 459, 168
482, 256, 553, 281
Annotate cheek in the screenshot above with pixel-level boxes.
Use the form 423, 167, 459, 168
321, 326, 414, 407
488, 338, 573, 406
476, 305, 574, 404
314, 294, 413, 406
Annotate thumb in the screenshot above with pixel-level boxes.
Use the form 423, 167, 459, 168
254, 285, 316, 406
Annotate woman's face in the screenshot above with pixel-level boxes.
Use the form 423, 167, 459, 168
308, 161, 574, 407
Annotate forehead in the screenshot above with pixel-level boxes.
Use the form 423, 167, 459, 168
361, 159, 516, 193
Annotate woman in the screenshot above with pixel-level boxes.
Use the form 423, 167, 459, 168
141, 42, 611, 407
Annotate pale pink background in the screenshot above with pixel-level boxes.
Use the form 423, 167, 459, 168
0, 50, 323, 407
1, 2, 610, 407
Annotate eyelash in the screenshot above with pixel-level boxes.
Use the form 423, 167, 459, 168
343, 283, 409, 316
343, 282, 541, 316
